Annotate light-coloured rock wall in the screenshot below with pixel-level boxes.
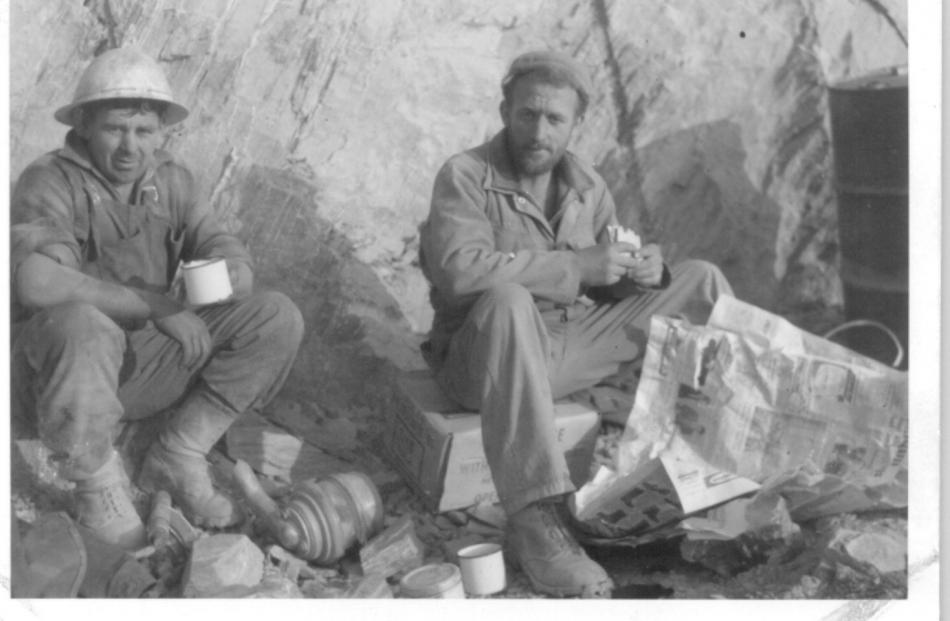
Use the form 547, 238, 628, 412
9, 0, 907, 413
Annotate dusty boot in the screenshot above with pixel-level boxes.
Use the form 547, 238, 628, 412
137, 391, 242, 528
506, 499, 613, 598
71, 450, 146, 550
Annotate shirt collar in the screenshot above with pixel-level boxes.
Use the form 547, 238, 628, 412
483, 129, 596, 196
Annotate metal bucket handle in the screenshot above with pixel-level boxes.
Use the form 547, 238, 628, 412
823, 319, 904, 368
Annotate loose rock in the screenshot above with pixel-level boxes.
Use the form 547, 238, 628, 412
345, 573, 393, 598
837, 531, 906, 575
359, 515, 425, 579
226, 412, 304, 481
182, 534, 265, 597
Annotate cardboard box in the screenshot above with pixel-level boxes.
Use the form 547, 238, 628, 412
386, 370, 601, 512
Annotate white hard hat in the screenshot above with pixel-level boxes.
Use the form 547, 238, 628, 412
54, 47, 189, 126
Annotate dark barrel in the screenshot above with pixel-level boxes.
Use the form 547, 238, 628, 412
828, 66, 908, 368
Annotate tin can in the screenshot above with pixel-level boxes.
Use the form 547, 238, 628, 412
398, 563, 465, 598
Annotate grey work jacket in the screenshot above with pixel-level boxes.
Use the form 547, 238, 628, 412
420, 130, 663, 365
11, 131, 251, 322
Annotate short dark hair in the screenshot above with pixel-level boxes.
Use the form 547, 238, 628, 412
502, 66, 589, 118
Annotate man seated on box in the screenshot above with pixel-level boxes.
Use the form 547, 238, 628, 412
11, 47, 304, 550
418, 49, 733, 597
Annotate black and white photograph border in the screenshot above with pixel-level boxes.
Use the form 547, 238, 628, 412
0, 1, 941, 619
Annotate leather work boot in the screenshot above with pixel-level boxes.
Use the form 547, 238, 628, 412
138, 390, 242, 528
72, 450, 147, 550
506, 499, 614, 598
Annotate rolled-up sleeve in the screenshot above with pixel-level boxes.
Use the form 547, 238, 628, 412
421, 158, 582, 306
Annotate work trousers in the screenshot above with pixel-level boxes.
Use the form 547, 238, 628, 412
436, 260, 732, 515
12, 291, 304, 479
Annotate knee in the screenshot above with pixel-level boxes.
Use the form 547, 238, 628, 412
678, 259, 733, 296
41, 302, 125, 351
246, 291, 305, 349
473, 283, 535, 316
677, 259, 719, 280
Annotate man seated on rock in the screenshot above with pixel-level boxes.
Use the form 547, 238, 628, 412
418, 50, 733, 597
11, 47, 304, 549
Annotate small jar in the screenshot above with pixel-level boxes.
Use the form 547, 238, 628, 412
398, 563, 465, 598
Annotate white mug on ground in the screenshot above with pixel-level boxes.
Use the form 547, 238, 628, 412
182, 258, 232, 306
458, 542, 506, 596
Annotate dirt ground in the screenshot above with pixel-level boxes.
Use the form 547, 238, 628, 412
11, 406, 907, 600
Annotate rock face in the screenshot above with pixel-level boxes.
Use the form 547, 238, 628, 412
9, 1, 908, 419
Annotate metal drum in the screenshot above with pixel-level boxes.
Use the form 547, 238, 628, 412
828, 66, 908, 367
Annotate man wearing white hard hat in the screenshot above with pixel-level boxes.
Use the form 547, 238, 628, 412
419, 50, 733, 597
11, 47, 304, 548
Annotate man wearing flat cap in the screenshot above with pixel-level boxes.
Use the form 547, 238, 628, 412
11, 47, 304, 550
419, 49, 733, 597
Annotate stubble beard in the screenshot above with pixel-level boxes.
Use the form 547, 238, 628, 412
512, 142, 566, 178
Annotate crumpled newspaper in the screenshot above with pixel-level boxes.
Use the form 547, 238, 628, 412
571, 295, 907, 546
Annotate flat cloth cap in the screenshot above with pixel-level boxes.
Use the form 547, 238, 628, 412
502, 50, 593, 103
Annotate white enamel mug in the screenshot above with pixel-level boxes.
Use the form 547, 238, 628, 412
182, 258, 232, 306
457, 542, 506, 596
